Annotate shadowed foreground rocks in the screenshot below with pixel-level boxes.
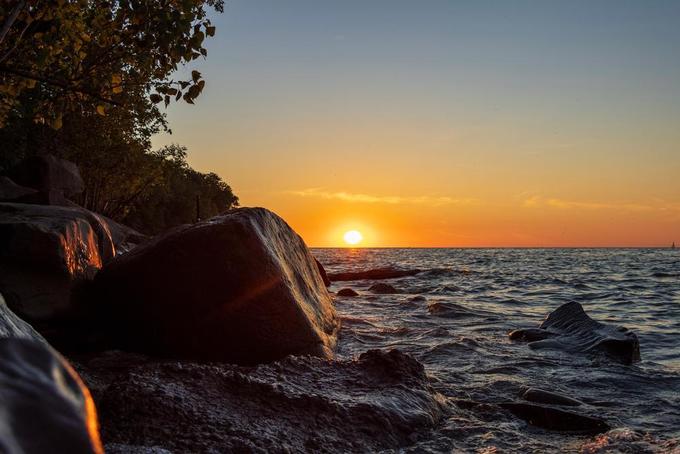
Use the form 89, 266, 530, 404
0, 294, 103, 454
0, 203, 144, 324
509, 301, 640, 364
74, 349, 445, 453
90, 207, 339, 364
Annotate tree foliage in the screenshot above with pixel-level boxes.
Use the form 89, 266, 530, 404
0, 113, 239, 233
0, 0, 223, 128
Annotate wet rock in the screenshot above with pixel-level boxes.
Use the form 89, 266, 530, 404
0, 203, 116, 321
10, 154, 84, 206
508, 327, 556, 342
509, 302, 641, 364
0, 176, 38, 202
581, 428, 680, 453
328, 267, 422, 282
78, 349, 444, 453
428, 302, 477, 318
499, 402, 609, 434
337, 288, 359, 297
0, 293, 103, 454
369, 283, 401, 294
409, 295, 427, 302
521, 388, 583, 407
90, 208, 339, 364
315, 258, 331, 287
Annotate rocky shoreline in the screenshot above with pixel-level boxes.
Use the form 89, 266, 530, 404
0, 156, 663, 453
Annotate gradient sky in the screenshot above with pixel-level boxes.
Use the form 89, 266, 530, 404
153, 1, 680, 247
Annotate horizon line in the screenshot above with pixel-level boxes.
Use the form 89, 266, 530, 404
309, 246, 677, 249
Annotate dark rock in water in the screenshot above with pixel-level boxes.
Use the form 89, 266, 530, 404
0, 293, 103, 453
509, 302, 641, 364
10, 155, 84, 206
0, 176, 38, 202
77, 349, 444, 453
499, 402, 609, 434
90, 207, 339, 364
0, 203, 116, 321
328, 267, 422, 282
369, 282, 401, 294
521, 388, 583, 407
409, 295, 427, 302
508, 327, 556, 342
315, 258, 331, 287
337, 288, 359, 297
428, 301, 476, 318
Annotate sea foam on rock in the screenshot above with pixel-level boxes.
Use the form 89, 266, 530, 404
90, 207, 339, 364
509, 301, 640, 364
76, 348, 444, 453
0, 293, 104, 454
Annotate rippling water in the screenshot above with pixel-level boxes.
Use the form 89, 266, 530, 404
312, 248, 680, 452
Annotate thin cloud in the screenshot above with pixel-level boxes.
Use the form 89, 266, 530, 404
523, 195, 680, 213
288, 188, 475, 207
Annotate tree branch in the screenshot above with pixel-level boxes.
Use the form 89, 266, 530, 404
0, 64, 123, 106
0, 1, 26, 46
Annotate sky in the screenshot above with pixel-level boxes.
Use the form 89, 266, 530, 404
153, 0, 680, 247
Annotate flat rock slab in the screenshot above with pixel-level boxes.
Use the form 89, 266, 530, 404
90, 207, 339, 365
509, 302, 640, 364
499, 402, 610, 434
75, 349, 445, 453
328, 267, 422, 282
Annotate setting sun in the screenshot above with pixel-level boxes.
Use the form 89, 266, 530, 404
343, 230, 363, 246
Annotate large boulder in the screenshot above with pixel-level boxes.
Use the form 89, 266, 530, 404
10, 154, 84, 205
0, 203, 116, 321
509, 301, 640, 364
0, 293, 104, 454
90, 207, 339, 364
0, 176, 38, 202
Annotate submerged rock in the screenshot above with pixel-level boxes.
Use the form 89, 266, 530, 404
428, 302, 477, 318
90, 207, 339, 364
0, 293, 103, 454
509, 302, 640, 364
521, 388, 583, 407
368, 283, 401, 294
328, 267, 422, 282
77, 349, 444, 453
499, 402, 610, 434
337, 288, 359, 297
0, 203, 116, 321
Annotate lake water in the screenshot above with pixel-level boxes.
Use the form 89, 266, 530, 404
312, 248, 680, 452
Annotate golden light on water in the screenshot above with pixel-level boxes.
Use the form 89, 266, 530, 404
343, 230, 363, 246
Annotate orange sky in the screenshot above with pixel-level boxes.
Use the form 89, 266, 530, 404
153, 1, 680, 247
